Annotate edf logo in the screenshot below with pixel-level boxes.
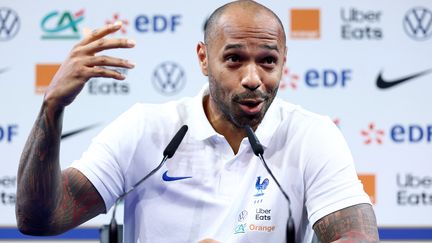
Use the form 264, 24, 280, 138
305, 69, 352, 88
391, 124, 432, 143
362, 122, 432, 144
0, 124, 18, 143
135, 14, 181, 33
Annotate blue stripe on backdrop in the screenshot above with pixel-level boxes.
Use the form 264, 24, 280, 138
0, 227, 99, 239
379, 228, 432, 240
0, 227, 431, 240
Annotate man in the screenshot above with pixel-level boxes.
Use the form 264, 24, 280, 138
16, 1, 379, 242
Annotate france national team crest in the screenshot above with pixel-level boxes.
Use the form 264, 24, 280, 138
254, 176, 269, 197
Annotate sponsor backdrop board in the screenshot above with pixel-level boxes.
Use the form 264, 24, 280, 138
0, 0, 431, 241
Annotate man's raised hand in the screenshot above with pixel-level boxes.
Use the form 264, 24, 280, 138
44, 22, 135, 108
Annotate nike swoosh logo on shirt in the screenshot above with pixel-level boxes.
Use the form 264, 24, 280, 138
376, 68, 432, 89
162, 170, 192, 182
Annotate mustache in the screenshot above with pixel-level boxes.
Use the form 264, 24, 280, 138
232, 90, 271, 102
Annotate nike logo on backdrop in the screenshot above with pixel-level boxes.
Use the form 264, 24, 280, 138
376, 68, 432, 89
162, 170, 192, 182
61, 124, 99, 140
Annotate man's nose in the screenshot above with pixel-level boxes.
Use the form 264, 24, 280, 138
241, 64, 262, 91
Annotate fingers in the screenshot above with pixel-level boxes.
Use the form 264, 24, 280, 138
84, 55, 135, 69
78, 38, 135, 55
75, 23, 135, 55
70, 55, 133, 81
71, 23, 135, 81
86, 66, 126, 80
78, 22, 123, 46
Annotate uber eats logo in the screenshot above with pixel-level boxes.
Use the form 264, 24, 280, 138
0, 176, 16, 206
397, 173, 432, 206
88, 67, 130, 95
340, 7, 383, 40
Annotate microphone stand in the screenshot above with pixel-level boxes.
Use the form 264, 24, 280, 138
108, 125, 188, 243
245, 126, 295, 243
109, 155, 170, 243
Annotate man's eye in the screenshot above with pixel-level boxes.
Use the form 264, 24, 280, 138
263, 56, 276, 64
226, 55, 241, 62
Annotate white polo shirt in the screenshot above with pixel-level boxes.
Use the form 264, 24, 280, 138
71, 85, 370, 243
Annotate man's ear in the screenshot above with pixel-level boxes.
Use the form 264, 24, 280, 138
197, 41, 208, 76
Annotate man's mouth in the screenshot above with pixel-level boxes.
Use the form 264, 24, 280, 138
237, 99, 264, 115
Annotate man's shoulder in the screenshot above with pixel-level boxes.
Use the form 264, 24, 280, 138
116, 96, 203, 136
134, 96, 193, 110
128, 96, 195, 119
273, 98, 330, 124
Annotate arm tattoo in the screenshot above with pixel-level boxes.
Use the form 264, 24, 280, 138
313, 203, 379, 243
16, 104, 105, 235
51, 168, 106, 233
16, 104, 63, 234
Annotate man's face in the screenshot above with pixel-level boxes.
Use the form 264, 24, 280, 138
202, 10, 286, 129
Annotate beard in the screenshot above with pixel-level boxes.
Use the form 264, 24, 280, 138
208, 74, 278, 129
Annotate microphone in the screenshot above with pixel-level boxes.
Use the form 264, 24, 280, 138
245, 126, 264, 156
245, 126, 295, 243
163, 125, 188, 158
108, 125, 189, 243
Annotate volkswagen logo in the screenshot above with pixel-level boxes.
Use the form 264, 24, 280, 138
0, 7, 20, 41
403, 7, 432, 41
152, 61, 186, 95
238, 210, 248, 222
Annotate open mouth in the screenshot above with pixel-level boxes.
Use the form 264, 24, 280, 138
237, 99, 264, 115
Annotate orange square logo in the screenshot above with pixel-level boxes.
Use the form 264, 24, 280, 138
290, 9, 320, 39
358, 174, 376, 204
35, 64, 60, 94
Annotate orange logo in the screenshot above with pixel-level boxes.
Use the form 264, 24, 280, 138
358, 174, 376, 204
290, 9, 320, 39
35, 64, 60, 94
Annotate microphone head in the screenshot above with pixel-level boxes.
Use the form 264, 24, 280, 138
286, 216, 295, 243
245, 125, 264, 156
109, 216, 119, 243
163, 125, 188, 158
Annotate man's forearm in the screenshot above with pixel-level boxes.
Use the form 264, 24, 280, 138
313, 204, 380, 243
16, 102, 64, 235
